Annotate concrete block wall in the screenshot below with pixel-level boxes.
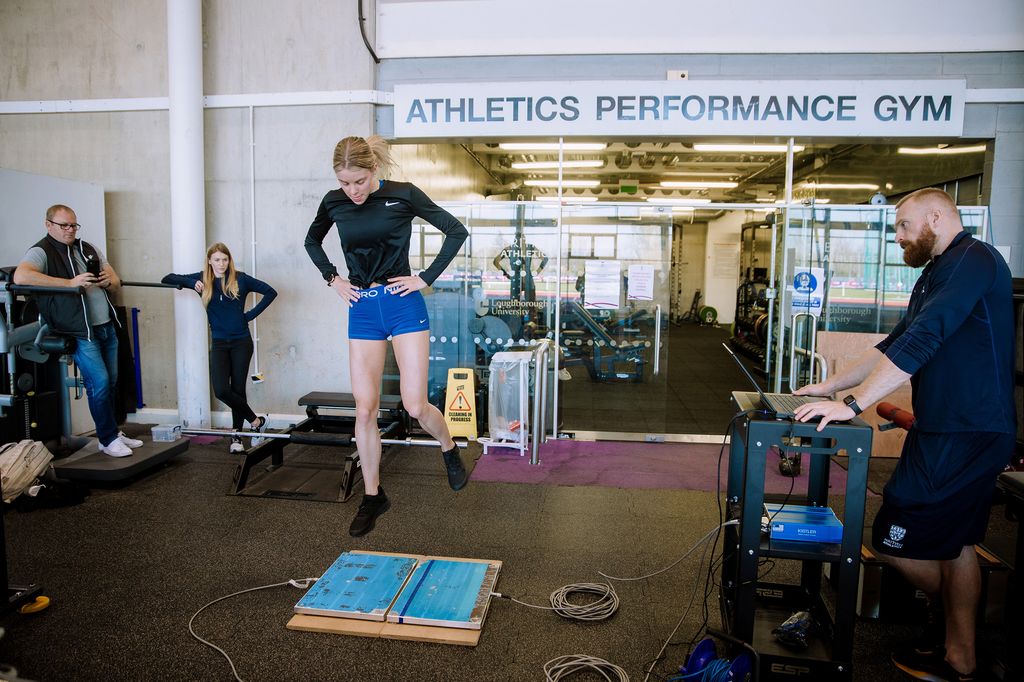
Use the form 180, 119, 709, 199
0, 1, 493, 420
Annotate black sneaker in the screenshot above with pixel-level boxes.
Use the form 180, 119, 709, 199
442, 446, 468, 491
891, 648, 975, 681
349, 489, 391, 537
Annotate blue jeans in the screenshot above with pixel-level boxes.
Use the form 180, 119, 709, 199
73, 322, 119, 446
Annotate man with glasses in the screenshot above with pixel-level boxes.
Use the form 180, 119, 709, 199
13, 204, 141, 457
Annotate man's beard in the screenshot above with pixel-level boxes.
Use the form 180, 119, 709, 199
902, 226, 937, 268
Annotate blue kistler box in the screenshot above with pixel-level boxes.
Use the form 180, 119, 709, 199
764, 503, 843, 543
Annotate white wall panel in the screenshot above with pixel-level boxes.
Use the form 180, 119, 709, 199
377, 0, 1024, 58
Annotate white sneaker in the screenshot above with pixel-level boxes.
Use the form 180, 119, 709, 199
249, 415, 269, 447
95, 431, 144, 451
117, 431, 144, 448
99, 438, 133, 458
229, 437, 245, 454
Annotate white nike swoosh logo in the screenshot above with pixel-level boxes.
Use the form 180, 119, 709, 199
419, 319, 427, 324
385, 201, 399, 207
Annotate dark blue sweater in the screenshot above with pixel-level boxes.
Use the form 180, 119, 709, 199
161, 271, 277, 340
876, 231, 1016, 434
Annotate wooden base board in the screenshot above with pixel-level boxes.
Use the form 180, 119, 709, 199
286, 551, 501, 647
287, 613, 483, 646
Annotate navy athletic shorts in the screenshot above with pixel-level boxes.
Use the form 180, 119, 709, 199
871, 428, 1014, 561
348, 284, 430, 341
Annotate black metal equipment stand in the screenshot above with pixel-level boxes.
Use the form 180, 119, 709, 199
995, 472, 1024, 681
720, 391, 872, 682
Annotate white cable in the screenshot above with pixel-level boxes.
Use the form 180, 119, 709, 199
188, 577, 319, 682
597, 521, 738, 582
544, 654, 630, 682
498, 582, 620, 622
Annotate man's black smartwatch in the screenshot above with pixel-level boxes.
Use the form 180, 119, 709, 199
842, 395, 863, 416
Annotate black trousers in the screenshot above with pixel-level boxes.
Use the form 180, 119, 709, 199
210, 337, 257, 430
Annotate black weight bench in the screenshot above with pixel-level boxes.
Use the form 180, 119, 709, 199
232, 391, 407, 503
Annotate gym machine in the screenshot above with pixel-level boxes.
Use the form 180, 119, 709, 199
0, 271, 188, 484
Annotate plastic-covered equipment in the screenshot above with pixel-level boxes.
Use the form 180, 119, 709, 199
772, 610, 818, 650
487, 350, 532, 444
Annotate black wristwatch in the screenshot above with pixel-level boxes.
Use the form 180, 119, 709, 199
326, 273, 338, 286
842, 395, 863, 416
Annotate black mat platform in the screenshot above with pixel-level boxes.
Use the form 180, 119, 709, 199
52, 434, 189, 483
234, 445, 354, 503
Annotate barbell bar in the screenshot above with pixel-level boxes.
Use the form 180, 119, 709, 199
180, 428, 468, 449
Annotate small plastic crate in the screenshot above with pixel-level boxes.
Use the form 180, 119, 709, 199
151, 424, 181, 442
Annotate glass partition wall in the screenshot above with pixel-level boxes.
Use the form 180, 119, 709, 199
397, 139, 991, 439
405, 201, 672, 440
771, 204, 989, 391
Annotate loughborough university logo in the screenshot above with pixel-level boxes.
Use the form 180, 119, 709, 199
882, 524, 907, 550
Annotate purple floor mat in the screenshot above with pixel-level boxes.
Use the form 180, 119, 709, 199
473, 438, 863, 495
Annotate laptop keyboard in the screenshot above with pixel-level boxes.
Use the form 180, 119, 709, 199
765, 393, 818, 413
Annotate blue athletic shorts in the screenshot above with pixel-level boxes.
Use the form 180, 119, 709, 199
348, 284, 430, 341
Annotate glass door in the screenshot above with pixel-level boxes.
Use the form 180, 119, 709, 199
768, 204, 990, 391
556, 203, 673, 439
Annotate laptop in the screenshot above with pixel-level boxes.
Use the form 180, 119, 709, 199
722, 343, 826, 417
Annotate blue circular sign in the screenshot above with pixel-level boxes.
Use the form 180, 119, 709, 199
793, 272, 817, 294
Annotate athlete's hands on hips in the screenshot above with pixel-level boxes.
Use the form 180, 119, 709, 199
194, 280, 204, 294
387, 275, 427, 297
330, 277, 361, 307
793, 400, 855, 432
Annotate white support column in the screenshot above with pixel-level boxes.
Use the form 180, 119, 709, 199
167, 0, 210, 427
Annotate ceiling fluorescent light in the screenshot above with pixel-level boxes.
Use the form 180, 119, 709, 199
500, 143, 607, 151
524, 179, 600, 188
775, 198, 830, 204
536, 196, 598, 202
512, 160, 604, 170
693, 144, 805, 153
645, 197, 713, 205
802, 182, 879, 190
661, 171, 738, 178
659, 181, 739, 189
897, 144, 986, 155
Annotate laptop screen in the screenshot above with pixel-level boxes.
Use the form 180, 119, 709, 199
722, 343, 772, 404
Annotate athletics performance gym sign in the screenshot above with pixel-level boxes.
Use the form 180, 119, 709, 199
393, 80, 966, 138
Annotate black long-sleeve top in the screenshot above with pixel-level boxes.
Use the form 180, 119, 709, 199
303, 180, 469, 289
160, 271, 277, 340
875, 231, 1016, 434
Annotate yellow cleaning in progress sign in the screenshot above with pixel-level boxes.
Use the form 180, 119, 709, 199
444, 368, 477, 439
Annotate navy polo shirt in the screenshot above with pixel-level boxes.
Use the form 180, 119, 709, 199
876, 231, 1016, 434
